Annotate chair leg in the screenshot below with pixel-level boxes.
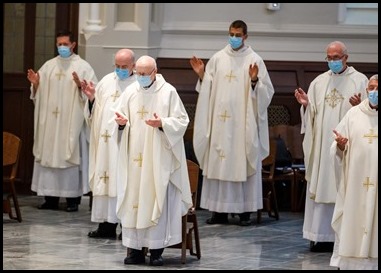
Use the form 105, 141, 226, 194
193, 219, 201, 259
256, 209, 262, 224
270, 184, 280, 220
297, 179, 307, 211
181, 215, 187, 264
4, 197, 14, 220
8, 183, 22, 222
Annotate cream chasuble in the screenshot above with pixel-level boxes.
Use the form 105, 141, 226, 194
85, 72, 135, 223
193, 45, 274, 213
330, 99, 378, 270
86, 72, 135, 197
302, 67, 368, 203
300, 66, 368, 242
31, 54, 98, 197
194, 45, 274, 180
114, 75, 192, 248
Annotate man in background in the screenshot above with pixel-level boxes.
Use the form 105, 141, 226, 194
294, 40, 368, 252
82, 49, 136, 238
190, 20, 274, 226
27, 30, 98, 212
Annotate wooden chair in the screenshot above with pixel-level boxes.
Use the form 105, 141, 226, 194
257, 139, 279, 224
168, 159, 201, 264
270, 124, 305, 212
3, 131, 22, 222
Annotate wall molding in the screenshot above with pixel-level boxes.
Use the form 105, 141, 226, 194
161, 21, 378, 39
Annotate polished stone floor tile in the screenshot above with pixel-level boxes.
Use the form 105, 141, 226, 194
3, 195, 335, 270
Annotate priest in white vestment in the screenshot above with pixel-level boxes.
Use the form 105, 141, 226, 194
114, 56, 192, 266
27, 30, 98, 212
190, 20, 274, 226
329, 74, 378, 270
83, 49, 136, 238
294, 41, 368, 251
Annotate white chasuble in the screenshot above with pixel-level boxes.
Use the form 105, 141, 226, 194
302, 67, 368, 203
194, 45, 274, 181
85, 72, 135, 223
193, 45, 274, 213
330, 99, 378, 270
115, 75, 192, 248
86, 72, 135, 197
31, 54, 98, 197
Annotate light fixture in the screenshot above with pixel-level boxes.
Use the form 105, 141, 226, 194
267, 3, 281, 11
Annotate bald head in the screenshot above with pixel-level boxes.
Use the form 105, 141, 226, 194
115, 49, 135, 66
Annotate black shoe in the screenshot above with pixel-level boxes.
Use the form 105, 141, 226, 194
149, 248, 164, 266
205, 212, 229, 225
238, 212, 252, 226
239, 219, 252, 226
88, 223, 117, 239
38, 202, 59, 210
88, 229, 117, 239
124, 249, 145, 264
66, 204, 78, 212
150, 256, 163, 266
310, 242, 334, 252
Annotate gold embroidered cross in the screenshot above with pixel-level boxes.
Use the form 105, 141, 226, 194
137, 106, 148, 119
363, 128, 378, 144
134, 153, 143, 167
55, 70, 65, 80
220, 110, 231, 122
100, 171, 109, 184
52, 107, 60, 118
111, 90, 120, 102
225, 71, 236, 82
325, 88, 344, 108
363, 177, 374, 191
101, 130, 111, 143
219, 151, 225, 161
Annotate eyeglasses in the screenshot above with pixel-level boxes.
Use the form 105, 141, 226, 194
325, 55, 345, 62
229, 33, 244, 38
135, 68, 155, 77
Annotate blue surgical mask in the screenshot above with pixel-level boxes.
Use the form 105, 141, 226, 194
57, 46, 71, 58
229, 36, 243, 50
137, 75, 152, 88
328, 60, 344, 74
368, 90, 378, 106
115, 68, 130, 80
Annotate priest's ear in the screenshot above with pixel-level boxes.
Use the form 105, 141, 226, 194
71, 42, 77, 51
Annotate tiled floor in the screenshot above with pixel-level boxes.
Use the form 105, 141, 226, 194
3, 195, 335, 270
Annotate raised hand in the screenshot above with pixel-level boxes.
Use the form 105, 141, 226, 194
190, 56, 205, 80
249, 63, 259, 81
115, 111, 128, 126
349, 93, 361, 106
333, 129, 348, 151
72, 71, 81, 88
145, 112, 162, 128
81, 80, 96, 101
27, 69, 39, 85
294, 87, 309, 107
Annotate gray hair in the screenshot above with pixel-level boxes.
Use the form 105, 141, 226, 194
369, 74, 378, 81
326, 41, 348, 55
136, 55, 157, 70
